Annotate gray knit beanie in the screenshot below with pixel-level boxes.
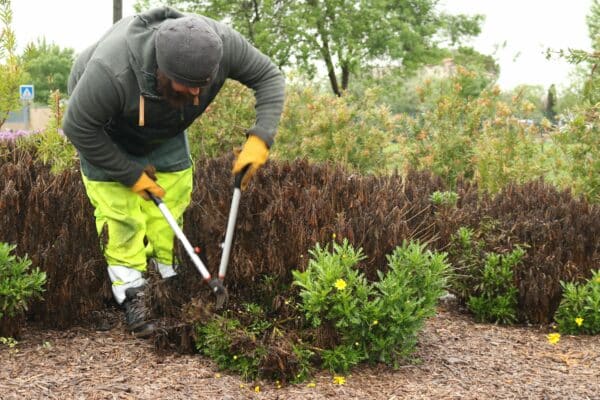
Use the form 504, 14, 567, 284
155, 16, 223, 87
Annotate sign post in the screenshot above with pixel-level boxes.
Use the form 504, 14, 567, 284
19, 84, 34, 130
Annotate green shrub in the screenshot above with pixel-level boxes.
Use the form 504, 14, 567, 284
274, 86, 400, 173
554, 270, 600, 335
466, 249, 523, 324
448, 227, 523, 324
546, 105, 600, 203
187, 81, 255, 159
195, 313, 268, 380
400, 71, 546, 192
15, 89, 77, 174
430, 190, 459, 207
0, 242, 46, 319
187, 81, 400, 174
292, 239, 448, 373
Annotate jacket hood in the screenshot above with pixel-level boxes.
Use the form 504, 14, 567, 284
126, 7, 186, 97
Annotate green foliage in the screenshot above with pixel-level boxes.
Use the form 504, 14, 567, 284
0, 336, 17, 347
587, 0, 600, 51
20, 89, 77, 174
466, 250, 523, 324
448, 227, 523, 324
0, 0, 25, 126
544, 84, 557, 124
0, 243, 46, 319
290, 344, 314, 383
21, 38, 74, 104
187, 81, 255, 159
447, 227, 483, 300
195, 314, 268, 380
430, 190, 458, 207
400, 70, 546, 191
136, 0, 482, 95
351, 47, 498, 115
554, 270, 600, 335
545, 104, 600, 203
292, 239, 369, 330
292, 239, 448, 373
274, 85, 399, 173
501, 84, 546, 122
191, 80, 401, 174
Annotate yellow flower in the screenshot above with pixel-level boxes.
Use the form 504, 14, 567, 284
333, 376, 346, 385
595, 276, 600, 284
372, 320, 379, 326
306, 382, 316, 388
334, 279, 347, 291
547, 333, 561, 345
275, 380, 282, 389
332, 233, 337, 239
215, 373, 221, 378
254, 386, 260, 393
575, 317, 584, 327
233, 355, 238, 360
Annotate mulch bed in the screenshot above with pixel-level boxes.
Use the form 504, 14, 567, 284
1, 307, 598, 400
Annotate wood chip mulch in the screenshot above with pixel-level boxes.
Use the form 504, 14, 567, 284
1, 308, 598, 400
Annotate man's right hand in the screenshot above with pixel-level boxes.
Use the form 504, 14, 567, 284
131, 166, 165, 200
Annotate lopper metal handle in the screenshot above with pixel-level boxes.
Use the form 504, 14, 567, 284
217, 166, 248, 280
147, 192, 213, 281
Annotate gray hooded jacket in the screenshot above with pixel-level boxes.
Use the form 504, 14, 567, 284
63, 7, 285, 186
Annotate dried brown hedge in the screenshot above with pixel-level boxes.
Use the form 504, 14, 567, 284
1, 144, 598, 332
447, 180, 600, 323
0, 144, 109, 333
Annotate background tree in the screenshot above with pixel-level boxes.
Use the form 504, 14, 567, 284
350, 46, 498, 115
134, 0, 296, 70
0, 0, 25, 126
501, 84, 546, 122
134, 0, 483, 96
21, 39, 74, 104
114, 0, 123, 23
544, 84, 557, 124
587, 0, 600, 51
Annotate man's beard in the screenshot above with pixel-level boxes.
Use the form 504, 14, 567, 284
156, 69, 196, 109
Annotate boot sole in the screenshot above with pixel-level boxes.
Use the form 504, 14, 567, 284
131, 322, 157, 339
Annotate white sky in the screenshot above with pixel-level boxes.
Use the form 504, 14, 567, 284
12, 0, 594, 92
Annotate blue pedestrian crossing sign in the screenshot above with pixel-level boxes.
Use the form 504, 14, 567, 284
19, 84, 35, 101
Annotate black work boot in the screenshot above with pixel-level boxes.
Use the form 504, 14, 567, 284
123, 286, 156, 338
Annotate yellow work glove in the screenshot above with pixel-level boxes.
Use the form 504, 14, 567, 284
232, 135, 269, 190
131, 165, 165, 200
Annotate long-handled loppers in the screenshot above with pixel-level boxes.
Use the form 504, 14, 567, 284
147, 192, 229, 308
146, 169, 245, 309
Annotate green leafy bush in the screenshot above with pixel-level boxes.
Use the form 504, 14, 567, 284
292, 239, 448, 372
448, 227, 523, 324
188, 81, 400, 174
466, 249, 523, 324
554, 270, 600, 335
274, 85, 401, 173
430, 190, 459, 207
0, 242, 46, 319
546, 105, 600, 203
195, 313, 268, 380
187, 81, 255, 158
399, 70, 546, 192
14, 89, 77, 174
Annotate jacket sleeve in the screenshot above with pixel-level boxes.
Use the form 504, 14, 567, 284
222, 27, 285, 148
63, 60, 144, 186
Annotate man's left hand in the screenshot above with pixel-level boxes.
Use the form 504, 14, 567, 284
232, 135, 269, 190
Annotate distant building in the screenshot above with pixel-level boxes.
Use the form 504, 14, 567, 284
422, 58, 456, 79
1, 106, 51, 131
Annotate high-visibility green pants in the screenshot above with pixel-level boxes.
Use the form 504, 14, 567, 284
82, 168, 193, 303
